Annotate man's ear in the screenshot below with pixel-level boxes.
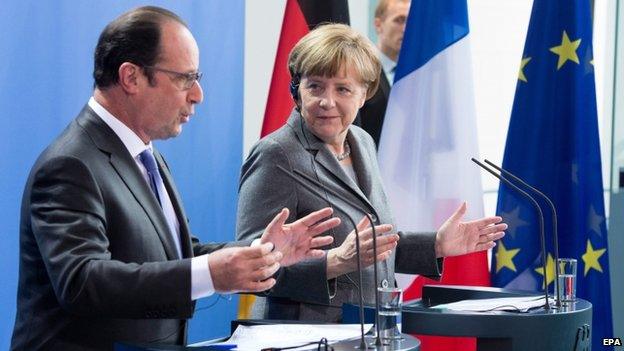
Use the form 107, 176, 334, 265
118, 62, 141, 94
374, 17, 383, 35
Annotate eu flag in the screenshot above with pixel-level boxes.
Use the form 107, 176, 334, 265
492, 1, 613, 350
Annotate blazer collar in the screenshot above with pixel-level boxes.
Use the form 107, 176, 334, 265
287, 109, 323, 152
76, 105, 182, 260
347, 132, 373, 199
287, 110, 375, 213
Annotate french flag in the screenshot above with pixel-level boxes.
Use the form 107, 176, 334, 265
378, 1, 487, 350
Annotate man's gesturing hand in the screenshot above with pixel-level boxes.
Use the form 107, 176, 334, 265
208, 243, 282, 293
261, 207, 340, 266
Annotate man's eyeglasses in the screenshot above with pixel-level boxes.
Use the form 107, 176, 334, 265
144, 66, 203, 90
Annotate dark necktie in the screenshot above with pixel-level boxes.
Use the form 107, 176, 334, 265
139, 149, 182, 258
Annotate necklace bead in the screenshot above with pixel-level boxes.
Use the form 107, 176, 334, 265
335, 142, 351, 161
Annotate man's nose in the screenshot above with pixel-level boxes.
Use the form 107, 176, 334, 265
188, 80, 203, 104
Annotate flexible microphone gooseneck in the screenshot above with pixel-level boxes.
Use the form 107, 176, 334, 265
292, 168, 383, 346
277, 165, 368, 349
296, 118, 381, 346
471, 158, 551, 310
484, 159, 561, 307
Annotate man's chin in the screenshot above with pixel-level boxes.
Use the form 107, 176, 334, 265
170, 128, 182, 138
155, 128, 182, 141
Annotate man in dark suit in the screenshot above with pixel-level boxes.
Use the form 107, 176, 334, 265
10, 6, 339, 350
356, 0, 410, 147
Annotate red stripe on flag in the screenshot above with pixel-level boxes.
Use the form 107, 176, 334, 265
405, 251, 490, 351
260, 0, 309, 137
416, 335, 477, 351
404, 251, 490, 301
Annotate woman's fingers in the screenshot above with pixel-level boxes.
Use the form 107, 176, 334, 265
361, 232, 399, 251
357, 233, 399, 265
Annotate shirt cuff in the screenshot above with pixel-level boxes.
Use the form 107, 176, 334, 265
191, 254, 215, 300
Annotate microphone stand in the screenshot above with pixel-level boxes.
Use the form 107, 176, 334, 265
484, 159, 561, 307
471, 158, 551, 310
292, 169, 383, 347
276, 165, 371, 349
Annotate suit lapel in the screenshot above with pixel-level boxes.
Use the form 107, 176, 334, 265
77, 106, 180, 260
347, 132, 373, 199
154, 151, 193, 259
348, 129, 393, 279
288, 111, 376, 212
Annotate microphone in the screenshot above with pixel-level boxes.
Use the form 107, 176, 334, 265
276, 165, 384, 348
471, 158, 552, 310
292, 168, 385, 346
483, 159, 561, 307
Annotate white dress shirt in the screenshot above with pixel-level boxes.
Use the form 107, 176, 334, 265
88, 97, 214, 300
379, 51, 397, 84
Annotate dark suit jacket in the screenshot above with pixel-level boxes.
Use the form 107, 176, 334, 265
11, 105, 231, 350
236, 110, 441, 322
354, 71, 390, 148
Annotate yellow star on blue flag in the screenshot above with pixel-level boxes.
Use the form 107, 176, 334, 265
549, 30, 581, 70
495, 241, 520, 273
581, 239, 606, 276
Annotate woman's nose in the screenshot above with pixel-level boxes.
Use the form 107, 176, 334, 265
318, 90, 336, 109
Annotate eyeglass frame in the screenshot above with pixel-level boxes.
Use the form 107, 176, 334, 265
143, 65, 203, 90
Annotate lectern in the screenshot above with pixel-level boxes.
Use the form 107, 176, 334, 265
402, 285, 592, 351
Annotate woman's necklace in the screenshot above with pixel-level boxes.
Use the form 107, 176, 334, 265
335, 141, 351, 161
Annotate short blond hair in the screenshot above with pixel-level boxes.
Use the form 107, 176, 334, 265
288, 23, 381, 100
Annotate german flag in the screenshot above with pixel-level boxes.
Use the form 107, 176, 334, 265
260, 0, 350, 136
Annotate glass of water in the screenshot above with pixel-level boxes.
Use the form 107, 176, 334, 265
557, 258, 577, 303
377, 287, 403, 340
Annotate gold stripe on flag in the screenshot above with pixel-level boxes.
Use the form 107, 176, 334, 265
237, 294, 256, 319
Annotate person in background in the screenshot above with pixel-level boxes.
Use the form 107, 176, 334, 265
11, 6, 340, 350
356, 0, 411, 147
236, 23, 506, 322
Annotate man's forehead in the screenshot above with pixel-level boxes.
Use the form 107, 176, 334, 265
157, 21, 200, 66
385, 0, 410, 17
